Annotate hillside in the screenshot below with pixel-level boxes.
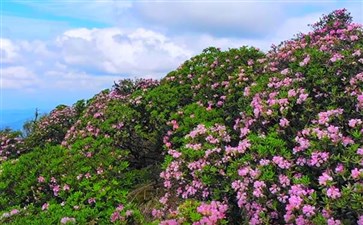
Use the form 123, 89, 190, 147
0, 9, 363, 224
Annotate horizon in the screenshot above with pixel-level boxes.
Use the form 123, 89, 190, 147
1, 0, 363, 128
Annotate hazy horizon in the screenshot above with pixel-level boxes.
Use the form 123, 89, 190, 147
0, 108, 51, 130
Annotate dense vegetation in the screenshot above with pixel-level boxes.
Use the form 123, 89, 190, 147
1, 9, 362, 224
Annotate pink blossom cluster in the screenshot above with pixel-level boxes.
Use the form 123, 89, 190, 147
60, 217, 76, 224
0, 132, 24, 162
193, 201, 228, 225
110, 204, 134, 223
0, 208, 20, 220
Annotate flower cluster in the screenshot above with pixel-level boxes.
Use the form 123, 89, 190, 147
29, 105, 78, 146
0, 131, 24, 162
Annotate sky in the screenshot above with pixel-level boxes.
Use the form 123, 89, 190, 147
1, 0, 363, 114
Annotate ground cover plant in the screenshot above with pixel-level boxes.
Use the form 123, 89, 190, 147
0, 9, 362, 224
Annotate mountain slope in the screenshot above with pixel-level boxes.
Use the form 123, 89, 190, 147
0, 9, 363, 225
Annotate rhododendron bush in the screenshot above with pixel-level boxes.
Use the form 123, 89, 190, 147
0, 130, 24, 162
0, 9, 362, 224
155, 9, 363, 224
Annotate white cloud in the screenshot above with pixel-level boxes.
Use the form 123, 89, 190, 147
43, 70, 122, 91
1, 38, 20, 64
1, 8, 345, 95
272, 13, 321, 40
1, 66, 40, 90
171, 12, 324, 53
133, 1, 283, 37
56, 27, 193, 76
0, 13, 326, 96
1, 27, 195, 97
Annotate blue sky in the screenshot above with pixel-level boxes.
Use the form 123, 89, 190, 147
1, 0, 363, 114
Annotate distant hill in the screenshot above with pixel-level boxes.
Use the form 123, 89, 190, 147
0, 109, 49, 131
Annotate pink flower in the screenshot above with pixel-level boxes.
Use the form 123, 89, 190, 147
335, 164, 344, 173
319, 172, 332, 186
302, 205, 315, 217
76, 174, 83, 180
125, 210, 133, 217
42, 203, 49, 211
93, 112, 103, 119
357, 215, 363, 225
88, 198, 96, 204
170, 120, 179, 130
287, 195, 303, 210
10, 209, 19, 216
168, 149, 182, 158
52, 185, 60, 196
269, 184, 280, 194
350, 35, 359, 41
116, 204, 124, 211
357, 148, 363, 155
342, 136, 354, 146
152, 209, 163, 218
97, 167, 104, 174
351, 168, 362, 179
63, 184, 70, 191
160, 219, 179, 225
310, 151, 329, 167
330, 53, 343, 62
353, 49, 361, 57
327, 218, 342, 225
253, 181, 266, 197
327, 125, 339, 134
110, 211, 120, 223
358, 94, 363, 106
272, 156, 291, 169
279, 175, 290, 187
348, 119, 362, 128
238, 167, 250, 176
281, 68, 290, 75
295, 215, 308, 225
279, 118, 290, 128
37, 176, 45, 183
322, 208, 331, 218
288, 89, 297, 98
243, 87, 250, 96
326, 186, 341, 199
297, 93, 308, 104
299, 55, 310, 66
60, 217, 76, 224
294, 136, 310, 153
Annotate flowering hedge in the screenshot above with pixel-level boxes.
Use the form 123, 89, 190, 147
155, 9, 363, 224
